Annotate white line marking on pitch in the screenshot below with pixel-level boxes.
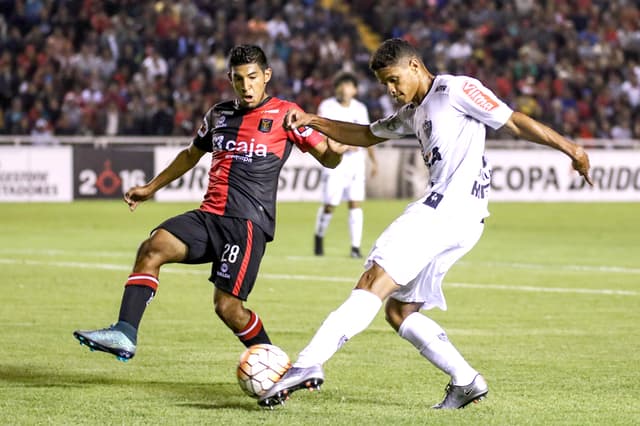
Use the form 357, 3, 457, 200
459, 260, 640, 275
3, 249, 638, 275
0, 258, 636, 297
286, 255, 640, 275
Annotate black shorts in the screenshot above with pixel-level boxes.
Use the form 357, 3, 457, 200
156, 210, 267, 301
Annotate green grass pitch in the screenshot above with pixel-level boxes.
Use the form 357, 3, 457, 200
0, 200, 638, 425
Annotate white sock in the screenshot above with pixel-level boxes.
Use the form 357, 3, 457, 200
315, 207, 333, 237
295, 289, 382, 368
348, 208, 363, 248
398, 312, 477, 385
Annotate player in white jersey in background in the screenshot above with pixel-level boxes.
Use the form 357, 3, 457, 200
315, 72, 378, 258
260, 38, 592, 409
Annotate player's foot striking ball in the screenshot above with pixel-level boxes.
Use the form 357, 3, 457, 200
258, 364, 324, 407
237, 344, 291, 399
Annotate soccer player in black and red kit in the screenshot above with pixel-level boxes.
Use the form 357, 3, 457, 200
73, 45, 347, 361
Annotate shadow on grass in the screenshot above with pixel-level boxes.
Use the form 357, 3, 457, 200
0, 364, 415, 410
0, 363, 258, 411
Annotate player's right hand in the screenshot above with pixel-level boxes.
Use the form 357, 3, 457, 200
123, 186, 153, 212
284, 108, 312, 130
572, 145, 593, 186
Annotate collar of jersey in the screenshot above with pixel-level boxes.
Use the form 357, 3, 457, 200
233, 96, 273, 111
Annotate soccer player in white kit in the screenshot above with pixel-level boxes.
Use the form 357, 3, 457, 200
260, 38, 592, 409
314, 72, 378, 258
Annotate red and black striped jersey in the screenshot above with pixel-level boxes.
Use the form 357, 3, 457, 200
193, 96, 323, 241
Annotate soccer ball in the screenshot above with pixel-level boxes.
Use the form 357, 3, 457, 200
236, 344, 291, 398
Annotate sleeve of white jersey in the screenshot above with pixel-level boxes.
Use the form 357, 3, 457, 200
450, 77, 513, 130
369, 105, 415, 139
317, 99, 330, 118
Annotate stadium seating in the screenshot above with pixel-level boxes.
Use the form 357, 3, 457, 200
0, 0, 638, 140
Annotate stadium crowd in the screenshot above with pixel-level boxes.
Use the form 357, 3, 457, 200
0, 0, 639, 141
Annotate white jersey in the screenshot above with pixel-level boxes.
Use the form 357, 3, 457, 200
317, 96, 370, 162
370, 74, 513, 221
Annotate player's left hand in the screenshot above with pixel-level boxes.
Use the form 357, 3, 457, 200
572, 145, 593, 186
124, 185, 154, 212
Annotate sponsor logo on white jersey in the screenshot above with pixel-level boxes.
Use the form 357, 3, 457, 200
462, 81, 498, 111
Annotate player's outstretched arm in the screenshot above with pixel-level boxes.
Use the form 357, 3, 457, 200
307, 137, 351, 169
285, 108, 386, 147
502, 111, 593, 185
124, 143, 206, 211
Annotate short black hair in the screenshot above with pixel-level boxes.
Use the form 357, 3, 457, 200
228, 45, 269, 71
369, 38, 419, 71
333, 71, 358, 89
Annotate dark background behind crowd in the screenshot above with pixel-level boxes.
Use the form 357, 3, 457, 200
0, 0, 639, 141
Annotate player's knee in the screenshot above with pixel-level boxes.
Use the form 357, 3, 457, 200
135, 238, 161, 266
355, 264, 399, 299
136, 230, 185, 267
384, 302, 404, 331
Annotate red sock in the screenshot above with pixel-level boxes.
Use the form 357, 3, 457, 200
235, 310, 271, 347
118, 273, 158, 330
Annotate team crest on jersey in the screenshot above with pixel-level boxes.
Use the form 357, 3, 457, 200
258, 118, 273, 133
422, 119, 432, 139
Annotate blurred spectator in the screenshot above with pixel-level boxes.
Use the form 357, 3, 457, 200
141, 44, 168, 83
621, 72, 640, 109
31, 118, 58, 145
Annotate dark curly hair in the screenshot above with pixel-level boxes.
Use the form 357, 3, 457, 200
228, 45, 269, 71
369, 38, 419, 71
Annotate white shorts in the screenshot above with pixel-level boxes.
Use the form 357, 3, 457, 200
365, 199, 485, 311
322, 154, 366, 206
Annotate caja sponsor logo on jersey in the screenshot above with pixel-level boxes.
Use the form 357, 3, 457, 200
462, 81, 498, 111
213, 135, 268, 157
